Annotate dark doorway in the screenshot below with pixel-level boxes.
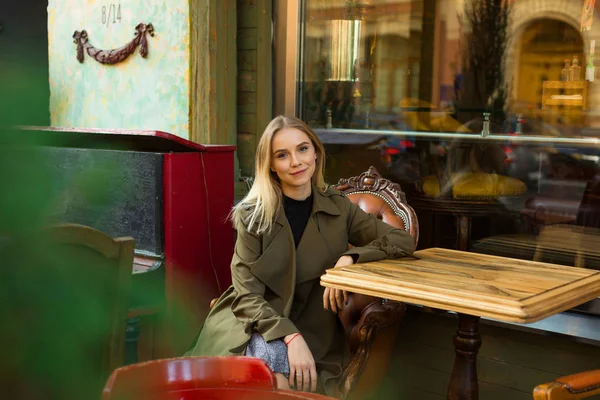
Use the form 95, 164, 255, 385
0, 0, 50, 126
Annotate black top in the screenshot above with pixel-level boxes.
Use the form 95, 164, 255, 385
283, 193, 313, 248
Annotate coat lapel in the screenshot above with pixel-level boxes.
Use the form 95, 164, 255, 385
247, 188, 342, 315
296, 188, 342, 283
295, 217, 333, 283
249, 205, 297, 316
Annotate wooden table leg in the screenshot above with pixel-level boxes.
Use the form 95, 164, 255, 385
447, 313, 482, 400
457, 215, 471, 251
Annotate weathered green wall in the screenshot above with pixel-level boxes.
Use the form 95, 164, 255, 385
48, 0, 191, 138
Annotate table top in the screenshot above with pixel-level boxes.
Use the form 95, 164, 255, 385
320, 248, 600, 323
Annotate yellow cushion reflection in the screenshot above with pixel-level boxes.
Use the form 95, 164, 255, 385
422, 173, 527, 198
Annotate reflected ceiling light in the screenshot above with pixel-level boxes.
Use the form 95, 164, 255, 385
326, 0, 370, 81
327, 18, 362, 81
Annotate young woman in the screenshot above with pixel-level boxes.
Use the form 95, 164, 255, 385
186, 115, 414, 395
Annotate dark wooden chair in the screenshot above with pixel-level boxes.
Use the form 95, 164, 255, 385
102, 356, 335, 400
533, 370, 600, 399
0, 223, 134, 399
334, 166, 418, 399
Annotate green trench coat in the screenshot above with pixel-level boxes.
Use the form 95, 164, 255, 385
186, 186, 414, 394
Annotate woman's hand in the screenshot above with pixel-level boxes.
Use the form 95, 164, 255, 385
285, 333, 317, 392
323, 255, 353, 313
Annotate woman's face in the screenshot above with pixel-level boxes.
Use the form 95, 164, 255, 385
270, 127, 317, 199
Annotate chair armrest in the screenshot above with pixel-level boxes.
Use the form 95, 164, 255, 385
338, 294, 379, 345
533, 370, 600, 400
337, 294, 406, 397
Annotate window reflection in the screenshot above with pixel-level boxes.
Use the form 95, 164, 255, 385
327, 19, 362, 82
300, 0, 600, 301
302, 0, 600, 133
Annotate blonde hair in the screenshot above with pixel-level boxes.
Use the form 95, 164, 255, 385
232, 115, 327, 234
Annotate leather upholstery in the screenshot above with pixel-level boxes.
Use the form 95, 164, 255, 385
337, 289, 385, 347
334, 166, 417, 399
556, 370, 600, 392
533, 370, 600, 399
346, 193, 407, 231
337, 191, 408, 337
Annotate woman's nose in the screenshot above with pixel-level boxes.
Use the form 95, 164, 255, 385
290, 154, 301, 166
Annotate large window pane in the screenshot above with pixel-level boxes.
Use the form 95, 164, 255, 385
300, 0, 600, 317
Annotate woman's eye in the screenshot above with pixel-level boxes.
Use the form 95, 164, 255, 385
276, 153, 286, 159
300, 146, 308, 152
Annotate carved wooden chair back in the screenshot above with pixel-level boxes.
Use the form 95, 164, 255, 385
333, 166, 418, 398
334, 166, 419, 248
0, 223, 134, 399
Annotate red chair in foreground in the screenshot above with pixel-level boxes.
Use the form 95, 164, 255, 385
107, 388, 334, 400
102, 357, 334, 400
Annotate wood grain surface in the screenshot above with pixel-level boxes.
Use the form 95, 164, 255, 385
320, 248, 600, 323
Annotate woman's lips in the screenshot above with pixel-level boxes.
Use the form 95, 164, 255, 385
291, 169, 307, 176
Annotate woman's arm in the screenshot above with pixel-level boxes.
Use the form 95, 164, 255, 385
230, 223, 298, 342
343, 198, 415, 263
324, 197, 415, 313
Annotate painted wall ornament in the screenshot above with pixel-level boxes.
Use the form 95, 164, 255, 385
73, 23, 154, 64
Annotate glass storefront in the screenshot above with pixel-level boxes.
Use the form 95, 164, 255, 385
294, 0, 600, 317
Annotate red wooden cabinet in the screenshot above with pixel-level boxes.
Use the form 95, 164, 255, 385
23, 127, 235, 357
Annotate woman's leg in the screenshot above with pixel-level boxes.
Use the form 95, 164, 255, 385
246, 334, 291, 389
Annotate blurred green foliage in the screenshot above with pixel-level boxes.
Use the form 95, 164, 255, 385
0, 59, 200, 399
0, 61, 119, 398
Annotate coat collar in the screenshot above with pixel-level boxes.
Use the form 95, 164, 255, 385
313, 186, 342, 216
274, 185, 341, 227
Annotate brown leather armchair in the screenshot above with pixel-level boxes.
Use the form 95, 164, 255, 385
334, 166, 418, 399
533, 370, 600, 399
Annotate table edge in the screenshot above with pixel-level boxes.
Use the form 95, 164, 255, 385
320, 268, 600, 324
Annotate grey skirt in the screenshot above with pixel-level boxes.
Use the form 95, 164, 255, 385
246, 333, 290, 377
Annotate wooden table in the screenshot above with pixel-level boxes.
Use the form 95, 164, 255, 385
320, 248, 600, 400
